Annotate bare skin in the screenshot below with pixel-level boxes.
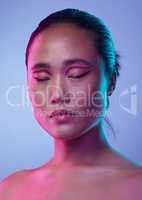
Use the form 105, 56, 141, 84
1, 128, 142, 200
1, 23, 142, 199
0, 146, 142, 200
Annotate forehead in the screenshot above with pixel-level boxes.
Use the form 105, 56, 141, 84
28, 23, 99, 69
36, 23, 96, 42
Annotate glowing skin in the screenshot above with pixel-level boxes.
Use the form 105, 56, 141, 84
27, 23, 115, 168
0, 23, 142, 200
28, 23, 108, 142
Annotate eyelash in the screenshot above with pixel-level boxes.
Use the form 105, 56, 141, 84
34, 71, 90, 82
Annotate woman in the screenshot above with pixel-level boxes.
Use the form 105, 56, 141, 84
0, 8, 142, 200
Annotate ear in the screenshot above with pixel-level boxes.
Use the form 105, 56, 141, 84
107, 73, 117, 96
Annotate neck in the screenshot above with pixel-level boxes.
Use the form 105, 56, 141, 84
51, 122, 117, 168
48, 122, 138, 172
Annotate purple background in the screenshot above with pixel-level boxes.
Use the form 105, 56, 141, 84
0, 0, 142, 180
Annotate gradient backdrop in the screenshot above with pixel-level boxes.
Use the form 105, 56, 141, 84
0, 0, 142, 181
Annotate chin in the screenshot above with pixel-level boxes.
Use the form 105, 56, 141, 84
52, 133, 82, 141
45, 123, 85, 141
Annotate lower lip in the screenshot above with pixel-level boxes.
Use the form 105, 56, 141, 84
50, 113, 74, 123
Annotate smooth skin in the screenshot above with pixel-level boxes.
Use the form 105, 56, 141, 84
0, 23, 142, 200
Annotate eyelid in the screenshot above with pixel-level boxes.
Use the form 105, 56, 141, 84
65, 66, 93, 75
32, 70, 51, 77
33, 70, 49, 74
68, 71, 90, 78
33, 72, 89, 82
33, 69, 92, 82
34, 77, 49, 82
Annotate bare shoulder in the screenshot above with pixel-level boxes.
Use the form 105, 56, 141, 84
0, 170, 31, 199
114, 167, 142, 197
123, 167, 142, 181
0, 163, 53, 199
130, 168, 142, 185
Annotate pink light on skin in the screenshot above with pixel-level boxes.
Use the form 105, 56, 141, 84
31, 64, 94, 79
30, 58, 97, 74
0, 14, 142, 200
27, 23, 139, 175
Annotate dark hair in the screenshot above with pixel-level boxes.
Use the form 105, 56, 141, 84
25, 8, 121, 79
25, 8, 121, 137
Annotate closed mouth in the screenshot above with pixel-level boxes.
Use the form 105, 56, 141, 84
50, 110, 75, 118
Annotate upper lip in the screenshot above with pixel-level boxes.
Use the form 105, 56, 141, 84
49, 109, 75, 118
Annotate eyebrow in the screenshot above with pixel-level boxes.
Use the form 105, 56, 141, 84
31, 58, 95, 71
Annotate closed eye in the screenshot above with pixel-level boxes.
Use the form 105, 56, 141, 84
34, 71, 90, 82
34, 77, 49, 82
68, 71, 90, 79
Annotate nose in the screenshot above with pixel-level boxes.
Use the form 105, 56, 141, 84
49, 76, 70, 105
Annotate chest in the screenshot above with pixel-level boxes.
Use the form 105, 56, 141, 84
13, 172, 142, 200
42, 175, 140, 200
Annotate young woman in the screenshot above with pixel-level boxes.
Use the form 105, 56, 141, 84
0, 8, 142, 200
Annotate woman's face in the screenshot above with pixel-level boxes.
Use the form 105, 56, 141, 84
27, 23, 108, 140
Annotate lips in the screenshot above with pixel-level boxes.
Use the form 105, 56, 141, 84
49, 109, 75, 118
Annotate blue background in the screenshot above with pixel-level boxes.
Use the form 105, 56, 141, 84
0, 0, 142, 181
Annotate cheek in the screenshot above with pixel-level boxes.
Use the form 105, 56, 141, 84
28, 84, 47, 108
68, 77, 101, 109
81, 77, 107, 117
81, 80, 101, 108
